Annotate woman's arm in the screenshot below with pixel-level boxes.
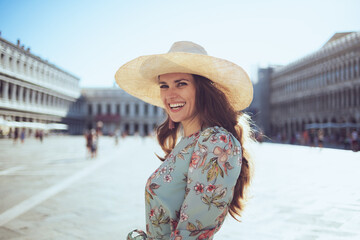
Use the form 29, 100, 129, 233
171, 128, 242, 240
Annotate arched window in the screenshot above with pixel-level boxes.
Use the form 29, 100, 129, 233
0, 53, 5, 66
107, 104, 111, 114
9, 57, 13, 69
116, 104, 120, 115
126, 104, 130, 115
88, 104, 93, 115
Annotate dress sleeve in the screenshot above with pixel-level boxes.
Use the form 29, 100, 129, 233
171, 128, 242, 240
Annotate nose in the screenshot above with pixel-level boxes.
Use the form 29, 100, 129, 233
164, 87, 178, 101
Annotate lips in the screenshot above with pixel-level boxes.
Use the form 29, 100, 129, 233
168, 102, 186, 112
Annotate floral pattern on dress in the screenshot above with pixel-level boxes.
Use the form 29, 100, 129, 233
128, 126, 242, 240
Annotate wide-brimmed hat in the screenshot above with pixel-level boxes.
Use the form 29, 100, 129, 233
115, 41, 253, 111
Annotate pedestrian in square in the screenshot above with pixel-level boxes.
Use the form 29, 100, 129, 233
13, 128, 19, 144
85, 130, 92, 158
90, 129, 98, 158
116, 41, 255, 240
351, 129, 358, 152
20, 128, 26, 143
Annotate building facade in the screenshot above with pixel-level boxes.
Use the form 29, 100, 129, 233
0, 36, 81, 137
254, 32, 360, 143
81, 87, 165, 136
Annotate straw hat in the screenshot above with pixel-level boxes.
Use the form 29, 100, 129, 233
115, 41, 253, 111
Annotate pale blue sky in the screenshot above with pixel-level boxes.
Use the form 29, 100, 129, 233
0, 0, 359, 87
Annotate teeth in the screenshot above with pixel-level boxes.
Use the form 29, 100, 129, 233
169, 103, 185, 108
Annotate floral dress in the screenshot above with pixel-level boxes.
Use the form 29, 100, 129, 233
127, 126, 242, 240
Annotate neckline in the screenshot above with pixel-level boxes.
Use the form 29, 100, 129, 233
182, 129, 202, 140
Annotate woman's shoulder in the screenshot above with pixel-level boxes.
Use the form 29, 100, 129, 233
199, 126, 240, 145
201, 126, 232, 137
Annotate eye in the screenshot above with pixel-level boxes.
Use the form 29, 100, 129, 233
159, 84, 168, 89
177, 82, 188, 87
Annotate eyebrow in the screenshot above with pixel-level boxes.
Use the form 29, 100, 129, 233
158, 79, 190, 84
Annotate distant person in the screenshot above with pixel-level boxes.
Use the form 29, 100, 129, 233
318, 129, 324, 148
114, 129, 121, 145
351, 129, 358, 152
302, 130, 309, 146
309, 129, 315, 147
13, 128, 19, 144
20, 129, 26, 143
90, 129, 98, 158
116, 41, 255, 239
39, 130, 43, 143
85, 130, 92, 158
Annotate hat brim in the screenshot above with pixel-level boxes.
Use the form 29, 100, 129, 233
115, 52, 253, 111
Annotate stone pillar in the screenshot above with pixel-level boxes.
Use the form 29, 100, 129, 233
11, 84, 17, 102
43, 94, 47, 106
3, 81, 9, 100
47, 94, 51, 106
121, 102, 126, 116
102, 102, 107, 115
19, 86, 24, 103
37, 92, 41, 105
111, 103, 116, 115
130, 102, 135, 117
139, 103, 144, 117
25, 87, 30, 104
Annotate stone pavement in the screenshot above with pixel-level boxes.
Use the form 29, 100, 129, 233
0, 136, 359, 240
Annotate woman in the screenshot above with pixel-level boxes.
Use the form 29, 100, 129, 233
115, 41, 254, 240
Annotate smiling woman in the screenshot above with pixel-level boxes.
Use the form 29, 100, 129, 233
159, 73, 198, 134
115, 41, 255, 240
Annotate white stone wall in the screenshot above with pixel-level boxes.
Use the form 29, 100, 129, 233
268, 32, 360, 138
82, 88, 165, 136
0, 37, 81, 135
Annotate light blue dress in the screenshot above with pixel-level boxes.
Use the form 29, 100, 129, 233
128, 126, 242, 240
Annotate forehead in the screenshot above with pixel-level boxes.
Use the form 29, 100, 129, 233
158, 73, 194, 82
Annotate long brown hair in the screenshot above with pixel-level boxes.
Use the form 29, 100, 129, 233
156, 74, 254, 221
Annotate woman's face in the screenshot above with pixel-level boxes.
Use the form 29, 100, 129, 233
159, 73, 198, 125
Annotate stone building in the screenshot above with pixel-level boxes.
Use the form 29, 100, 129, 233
0, 36, 81, 137
81, 87, 164, 136
254, 31, 360, 143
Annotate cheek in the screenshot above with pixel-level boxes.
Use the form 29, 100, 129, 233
160, 92, 166, 105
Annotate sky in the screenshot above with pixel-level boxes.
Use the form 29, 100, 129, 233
0, 0, 359, 87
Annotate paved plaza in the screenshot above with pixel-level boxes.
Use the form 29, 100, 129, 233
0, 136, 359, 240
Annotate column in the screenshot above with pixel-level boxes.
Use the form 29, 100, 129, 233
130, 102, 135, 117
139, 103, 144, 117
11, 84, 17, 102
19, 86, 24, 103
25, 88, 30, 104
47, 94, 51, 106
3, 81, 9, 100
111, 103, 116, 115
120, 102, 126, 116
37, 92, 41, 105
102, 102, 107, 115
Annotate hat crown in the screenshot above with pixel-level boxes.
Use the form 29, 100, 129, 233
168, 41, 208, 55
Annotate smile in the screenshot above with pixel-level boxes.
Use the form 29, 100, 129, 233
169, 102, 186, 112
